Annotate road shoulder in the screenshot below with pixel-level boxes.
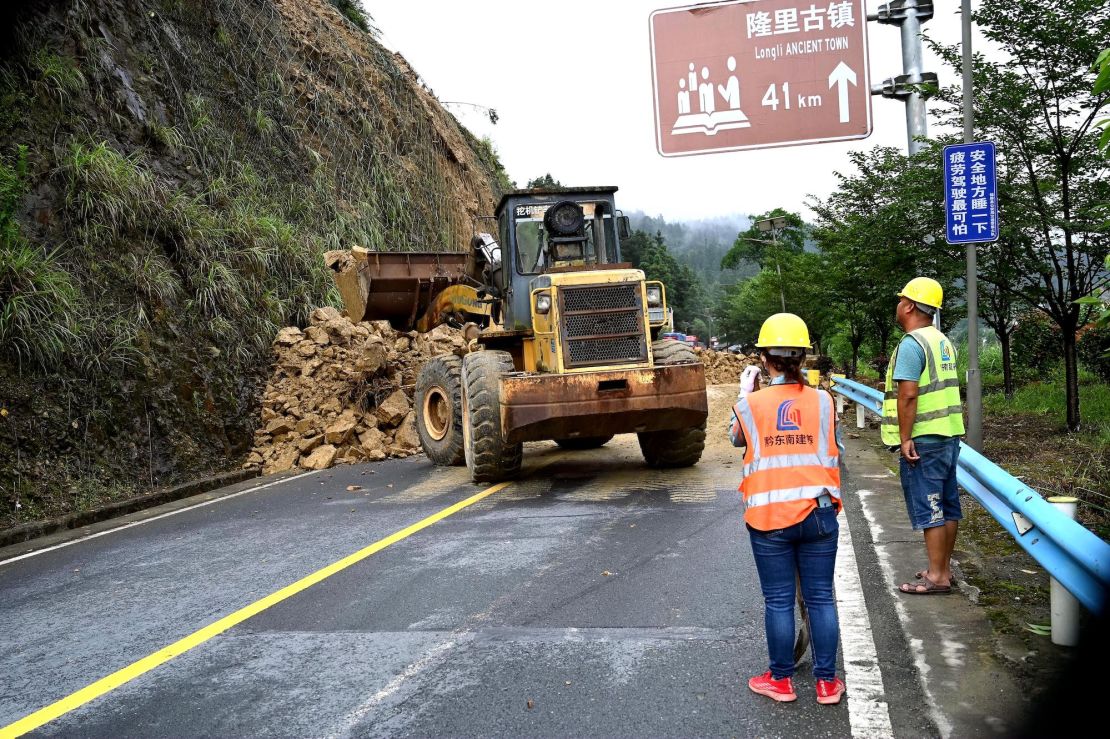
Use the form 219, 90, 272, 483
841, 431, 1030, 737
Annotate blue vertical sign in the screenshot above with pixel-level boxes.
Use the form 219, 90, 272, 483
944, 141, 999, 244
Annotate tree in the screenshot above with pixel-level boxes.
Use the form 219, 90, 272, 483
925, 0, 1110, 430
525, 173, 562, 189
620, 229, 709, 329
716, 250, 835, 353
721, 208, 807, 314
809, 147, 964, 374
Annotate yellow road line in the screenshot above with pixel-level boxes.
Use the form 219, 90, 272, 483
0, 479, 514, 738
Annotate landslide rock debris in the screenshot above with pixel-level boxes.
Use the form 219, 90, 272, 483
249, 308, 464, 473
693, 347, 761, 385
250, 325, 759, 473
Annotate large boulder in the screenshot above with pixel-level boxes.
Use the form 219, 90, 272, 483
375, 389, 411, 427
301, 444, 338, 470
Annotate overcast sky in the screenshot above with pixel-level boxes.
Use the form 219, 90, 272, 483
369, 1, 987, 221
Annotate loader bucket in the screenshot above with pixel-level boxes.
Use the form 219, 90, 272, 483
324, 249, 473, 329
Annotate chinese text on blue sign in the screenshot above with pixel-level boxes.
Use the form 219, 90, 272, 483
944, 141, 998, 244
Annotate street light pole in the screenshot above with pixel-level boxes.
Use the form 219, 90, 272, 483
755, 216, 789, 312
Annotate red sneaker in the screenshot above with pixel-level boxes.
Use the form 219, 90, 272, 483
748, 671, 797, 702
816, 677, 846, 705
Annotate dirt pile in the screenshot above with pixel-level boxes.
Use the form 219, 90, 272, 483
247, 309, 465, 474
694, 348, 760, 385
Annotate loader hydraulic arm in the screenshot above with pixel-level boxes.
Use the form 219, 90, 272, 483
415, 284, 492, 333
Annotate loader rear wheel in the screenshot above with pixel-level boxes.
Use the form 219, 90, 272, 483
554, 436, 614, 450
638, 338, 706, 468
462, 350, 522, 483
415, 354, 464, 466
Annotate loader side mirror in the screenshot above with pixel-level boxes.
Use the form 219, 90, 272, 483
617, 215, 631, 240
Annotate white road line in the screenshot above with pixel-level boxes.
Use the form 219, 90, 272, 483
0, 471, 316, 566
836, 502, 895, 738
856, 488, 952, 737
327, 636, 468, 738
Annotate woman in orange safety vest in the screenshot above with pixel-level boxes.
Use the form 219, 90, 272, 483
729, 313, 845, 705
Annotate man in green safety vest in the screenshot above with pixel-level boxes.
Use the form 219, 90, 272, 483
883, 277, 966, 595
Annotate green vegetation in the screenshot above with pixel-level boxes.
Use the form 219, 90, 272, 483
328, 0, 376, 35
0, 147, 83, 369
0, 0, 508, 526
711, 0, 1109, 430
621, 229, 714, 338
983, 376, 1110, 442
29, 49, 85, 106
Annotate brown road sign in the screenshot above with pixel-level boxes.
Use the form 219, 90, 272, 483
650, 0, 872, 156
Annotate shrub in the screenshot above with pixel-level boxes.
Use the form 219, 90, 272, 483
1078, 325, 1110, 383
0, 147, 84, 369
29, 49, 85, 106
329, 1, 376, 34
1011, 312, 1061, 375
0, 242, 84, 369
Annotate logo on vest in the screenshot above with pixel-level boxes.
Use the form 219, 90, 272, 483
940, 340, 952, 363
776, 400, 802, 431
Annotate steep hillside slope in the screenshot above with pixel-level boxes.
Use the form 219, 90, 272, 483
0, 0, 507, 526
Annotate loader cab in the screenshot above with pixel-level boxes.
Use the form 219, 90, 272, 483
494, 187, 632, 331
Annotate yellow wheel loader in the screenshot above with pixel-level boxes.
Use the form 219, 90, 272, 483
325, 186, 708, 482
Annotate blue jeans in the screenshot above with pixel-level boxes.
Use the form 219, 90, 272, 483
899, 437, 962, 530
747, 507, 840, 680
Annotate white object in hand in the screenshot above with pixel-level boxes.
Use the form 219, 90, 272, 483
738, 365, 760, 399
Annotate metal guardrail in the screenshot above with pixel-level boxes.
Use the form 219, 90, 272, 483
831, 376, 1110, 615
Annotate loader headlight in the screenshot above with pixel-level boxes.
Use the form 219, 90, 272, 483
535, 294, 552, 314
646, 286, 662, 307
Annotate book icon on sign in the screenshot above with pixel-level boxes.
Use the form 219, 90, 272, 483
671, 57, 750, 136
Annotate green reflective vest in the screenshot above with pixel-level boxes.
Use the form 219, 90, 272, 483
881, 326, 965, 446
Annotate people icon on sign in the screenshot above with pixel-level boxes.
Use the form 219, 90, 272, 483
718, 56, 741, 110
671, 55, 750, 136
699, 66, 716, 114
677, 78, 691, 114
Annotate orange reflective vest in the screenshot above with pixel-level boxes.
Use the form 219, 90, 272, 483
732, 384, 841, 531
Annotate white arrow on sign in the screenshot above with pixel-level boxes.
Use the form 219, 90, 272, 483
828, 62, 858, 124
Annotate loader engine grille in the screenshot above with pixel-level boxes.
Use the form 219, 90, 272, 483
559, 283, 648, 368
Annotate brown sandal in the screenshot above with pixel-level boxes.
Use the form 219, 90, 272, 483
899, 575, 952, 595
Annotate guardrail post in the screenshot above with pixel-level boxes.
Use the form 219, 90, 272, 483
856, 403, 866, 429
1048, 496, 1081, 646
832, 374, 845, 414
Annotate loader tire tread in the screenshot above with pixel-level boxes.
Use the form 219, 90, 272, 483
639, 338, 705, 467
463, 350, 523, 483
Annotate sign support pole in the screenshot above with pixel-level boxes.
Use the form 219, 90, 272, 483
962, 0, 982, 450
869, 1, 936, 156
899, 3, 927, 155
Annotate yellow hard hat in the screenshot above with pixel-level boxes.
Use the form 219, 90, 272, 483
756, 312, 811, 349
898, 277, 943, 310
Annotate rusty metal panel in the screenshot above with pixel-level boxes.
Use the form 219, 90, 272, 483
498, 363, 707, 443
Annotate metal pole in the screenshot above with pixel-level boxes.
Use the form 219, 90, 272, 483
1048, 496, 1081, 646
962, 0, 983, 450
901, 1, 928, 154
775, 253, 786, 311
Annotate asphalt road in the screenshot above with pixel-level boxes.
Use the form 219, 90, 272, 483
1, 387, 941, 738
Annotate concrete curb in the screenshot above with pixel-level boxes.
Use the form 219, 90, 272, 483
0, 468, 260, 548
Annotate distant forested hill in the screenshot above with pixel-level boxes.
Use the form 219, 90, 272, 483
626, 211, 757, 288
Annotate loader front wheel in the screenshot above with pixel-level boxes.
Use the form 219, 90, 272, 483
637, 423, 706, 468
638, 338, 706, 467
462, 350, 522, 483
415, 354, 465, 466
554, 436, 614, 450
